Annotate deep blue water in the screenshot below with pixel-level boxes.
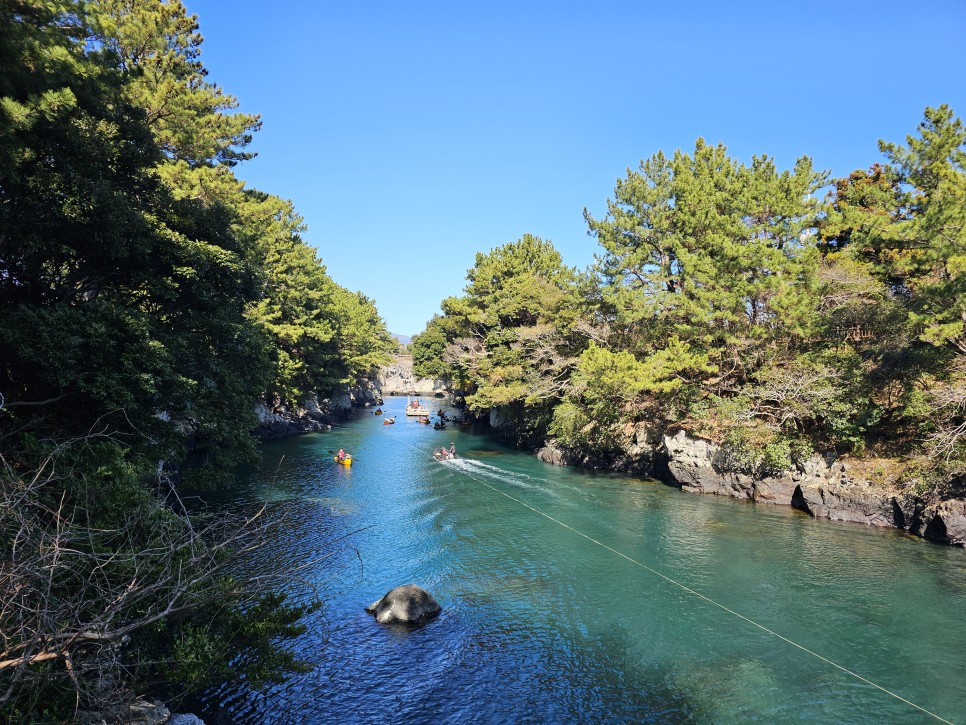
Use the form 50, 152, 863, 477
194, 396, 966, 724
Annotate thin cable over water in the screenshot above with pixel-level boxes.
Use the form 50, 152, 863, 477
440, 456, 956, 725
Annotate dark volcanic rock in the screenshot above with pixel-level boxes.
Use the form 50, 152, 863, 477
365, 584, 441, 625
657, 429, 965, 546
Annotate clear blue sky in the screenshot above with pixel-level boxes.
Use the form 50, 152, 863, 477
184, 0, 966, 337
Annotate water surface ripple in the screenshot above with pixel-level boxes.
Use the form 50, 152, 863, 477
195, 398, 966, 724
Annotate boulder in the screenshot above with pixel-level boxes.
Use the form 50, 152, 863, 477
366, 584, 441, 625
791, 479, 897, 527
537, 439, 575, 467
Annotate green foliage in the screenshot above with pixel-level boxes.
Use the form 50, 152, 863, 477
880, 106, 966, 353
0, 1, 392, 718
725, 430, 798, 477
93, 0, 261, 168
587, 139, 827, 377
819, 106, 966, 472
416, 234, 587, 443
244, 193, 341, 403
411, 315, 453, 380
415, 114, 966, 481
328, 287, 396, 384
148, 590, 314, 697
0, 436, 314, 717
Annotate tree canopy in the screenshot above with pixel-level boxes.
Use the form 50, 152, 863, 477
0, 0, 393, 717
420, 113, 966, 482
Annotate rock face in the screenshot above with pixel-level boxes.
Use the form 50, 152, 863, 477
376, 355, 445, 396
537, 439, 580, 467
538, 426, 966, 546
254, 393, 345, 440
366, 584, 441, 625
659, 429, 966, 546
348, 378, 382, 407
536, 422, 658, 475
488, 405, 517, 436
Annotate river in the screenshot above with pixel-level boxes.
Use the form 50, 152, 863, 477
193, 396, 966, 724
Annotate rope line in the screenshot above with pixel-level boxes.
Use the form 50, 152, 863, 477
443, 459, 955, 725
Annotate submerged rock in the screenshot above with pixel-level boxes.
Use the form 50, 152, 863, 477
366, 584, 441, 625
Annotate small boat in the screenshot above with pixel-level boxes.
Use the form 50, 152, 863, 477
334, 455, 352, 466
374, 408, 383, 415
418, 415, 431, 424
433, 421, 446, 430
384, 417, 395, 425
406, 398, 427, 416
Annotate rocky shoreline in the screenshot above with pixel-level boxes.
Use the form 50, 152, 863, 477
253, 355, 444, 440
254, 359, 966, 548
537, 427, 966, 546
253, 383, 384, 440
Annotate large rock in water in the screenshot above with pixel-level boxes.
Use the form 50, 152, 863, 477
366, 584, 441, 625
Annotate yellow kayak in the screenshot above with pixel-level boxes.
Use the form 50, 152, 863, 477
334, 456, 352, 466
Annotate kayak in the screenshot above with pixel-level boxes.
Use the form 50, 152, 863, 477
334, 456, 352, 466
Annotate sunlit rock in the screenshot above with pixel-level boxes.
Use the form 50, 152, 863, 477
366, 584, 441, 625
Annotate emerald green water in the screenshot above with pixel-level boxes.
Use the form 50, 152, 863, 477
197, 397, 966, 724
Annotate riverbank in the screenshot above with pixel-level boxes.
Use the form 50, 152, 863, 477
254, 356, 446, 440
258, 377, 966, 547
536, 427, 966, 546
200, 412, 966, 722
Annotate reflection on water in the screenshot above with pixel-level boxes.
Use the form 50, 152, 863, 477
192, 397, 966, 724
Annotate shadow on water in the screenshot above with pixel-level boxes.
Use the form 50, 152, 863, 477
183, 397, 966, 724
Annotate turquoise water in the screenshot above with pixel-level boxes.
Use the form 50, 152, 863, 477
196, 396, 966, 724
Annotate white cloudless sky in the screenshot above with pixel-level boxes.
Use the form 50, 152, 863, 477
184, 0, 966, 336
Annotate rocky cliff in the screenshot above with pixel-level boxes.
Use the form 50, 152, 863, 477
253, 378, 391, 440
253, 394, 346, 440
252, 357, 442, 440
375, 355, 446, 397
539, 429, 966, 546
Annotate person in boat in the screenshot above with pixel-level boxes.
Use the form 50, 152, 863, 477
337, 448, 346, 461
434, 447, 449, 460
449, 443, 456, 458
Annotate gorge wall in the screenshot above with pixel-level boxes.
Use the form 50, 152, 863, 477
253, 356, 444, 439
538, 427, 966, 546
375, 355, 446, 397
